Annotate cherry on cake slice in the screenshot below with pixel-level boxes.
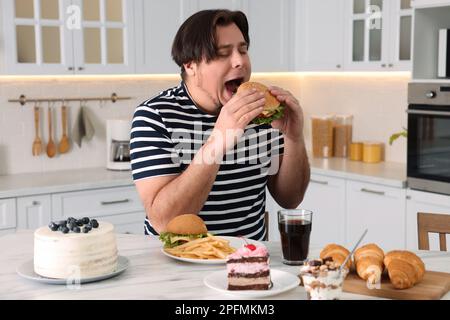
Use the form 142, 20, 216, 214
226, 243, 270, 290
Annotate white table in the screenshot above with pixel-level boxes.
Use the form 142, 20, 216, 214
0, 231, 449, 300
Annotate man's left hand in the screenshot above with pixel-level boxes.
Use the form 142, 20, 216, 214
269, 86, 304, 143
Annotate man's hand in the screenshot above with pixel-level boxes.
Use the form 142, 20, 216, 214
210, 89, 265, 154
268, 86, 304, 143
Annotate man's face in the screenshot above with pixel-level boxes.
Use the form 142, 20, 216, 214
187, 23, 251, 111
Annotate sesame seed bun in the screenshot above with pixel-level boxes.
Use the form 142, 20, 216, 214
165, 214, 207, 235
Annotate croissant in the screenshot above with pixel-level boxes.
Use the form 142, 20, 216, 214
320, 244, 352, 270
384, 250, 426, 289
354, 243, 384, 284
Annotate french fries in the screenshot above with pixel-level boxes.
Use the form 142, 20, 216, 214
164, 236, 236, 260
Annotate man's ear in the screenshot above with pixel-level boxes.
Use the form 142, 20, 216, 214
184, 61, 197, 77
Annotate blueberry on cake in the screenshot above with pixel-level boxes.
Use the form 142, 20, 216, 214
34, 218, 118, 279
226, 243, 271, 290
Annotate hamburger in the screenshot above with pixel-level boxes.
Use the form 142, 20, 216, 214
236, 82, 285, 125
159, 214, 210, 248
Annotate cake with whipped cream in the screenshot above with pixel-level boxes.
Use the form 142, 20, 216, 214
226, 243, 270, 290
34, 218, 118, 279
300, 258, 347, 300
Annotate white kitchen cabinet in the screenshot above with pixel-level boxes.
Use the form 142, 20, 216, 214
241, 0, 293, 72
346, 180, 406, 251
300, 174, 346, 248
295, 0, 345, 71
134, 0, 200, 74
1, 0, 135, 75
51, 185, 145, 234
406, 189, 450, 250
186, 0, 293, 72
265, 173, 346, 246
0, 198, 17, 234
265, 189, 282, 242
17, 194, 51, 229
343, 0, 412, 71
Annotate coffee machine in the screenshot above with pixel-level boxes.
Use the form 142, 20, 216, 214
106, 119, 131, 171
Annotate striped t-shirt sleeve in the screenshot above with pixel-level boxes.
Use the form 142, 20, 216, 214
130, 104, 181, 181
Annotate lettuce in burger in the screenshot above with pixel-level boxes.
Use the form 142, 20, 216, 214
159, 214, 210, 248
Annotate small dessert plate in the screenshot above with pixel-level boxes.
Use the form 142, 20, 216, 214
16, 256, 129, 285
204, 269, 300, 298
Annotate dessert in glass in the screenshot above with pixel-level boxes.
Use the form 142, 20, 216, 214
300, 257, 348, 300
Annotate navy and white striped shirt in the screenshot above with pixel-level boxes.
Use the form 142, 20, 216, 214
130, 82, 284, 240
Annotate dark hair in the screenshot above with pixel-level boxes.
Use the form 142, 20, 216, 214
171, 9, 250, 79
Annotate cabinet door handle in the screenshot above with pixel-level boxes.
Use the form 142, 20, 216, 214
336, 64, 342, 69
360, 188, 385, 196
78, 67, 85, 71
311, 179, 329, 185
68, 67, 74, 71
381, 64, 387, 68
388, 63, 394, 68
31, 201, 40, 206
100, 199, 130, 206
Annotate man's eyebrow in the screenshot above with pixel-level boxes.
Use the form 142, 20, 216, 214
217, 42, 249, 50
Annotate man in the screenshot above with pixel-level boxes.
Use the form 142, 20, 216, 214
131, 9, 310, 240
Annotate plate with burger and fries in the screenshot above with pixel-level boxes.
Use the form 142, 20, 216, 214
159, 214, 265, 264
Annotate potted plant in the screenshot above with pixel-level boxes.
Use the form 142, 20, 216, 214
389, 127, 407, 145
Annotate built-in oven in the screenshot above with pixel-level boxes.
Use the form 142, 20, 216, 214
407, 83, 450, 195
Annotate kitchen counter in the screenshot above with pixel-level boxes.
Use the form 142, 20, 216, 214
310, 157, 406, 188
0, 157, 406, 199
0, 231, 448, 300
0, 168, 133, 198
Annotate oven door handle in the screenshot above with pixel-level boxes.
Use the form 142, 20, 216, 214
407, 110, 450, 116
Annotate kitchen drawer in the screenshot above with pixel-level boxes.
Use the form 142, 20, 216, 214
93, 212, 144, 235
17, 195, 52, 229
52, 186, 144, 219
0, 198, 16, 230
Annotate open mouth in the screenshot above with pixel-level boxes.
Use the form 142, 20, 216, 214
225, 78, 244, 96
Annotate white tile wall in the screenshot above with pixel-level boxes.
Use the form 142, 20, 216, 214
0, 73, 410, 175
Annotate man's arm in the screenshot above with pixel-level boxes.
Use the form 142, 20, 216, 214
135, 140, 221, 233
267, 137, 310, 209
266, 86, 310, 209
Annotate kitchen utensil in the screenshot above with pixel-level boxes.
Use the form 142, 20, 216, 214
338, 229, 368, 276
46, 106, 57, 158
58, 105, 70, 154
32, 105, 42, 156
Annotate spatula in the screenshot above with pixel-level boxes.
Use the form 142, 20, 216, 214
46, 106, 57, 158
58, 105, 70, 154
32, 105, 42, 156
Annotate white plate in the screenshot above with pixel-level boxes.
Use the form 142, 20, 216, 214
16, 256, 129, 285
161, 236, 265, 265
204, 269, 300, 298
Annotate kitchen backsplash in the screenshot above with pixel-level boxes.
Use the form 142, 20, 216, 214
0, 73, 409, 175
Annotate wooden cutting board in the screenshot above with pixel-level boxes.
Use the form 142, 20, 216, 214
342, 270, 450, 300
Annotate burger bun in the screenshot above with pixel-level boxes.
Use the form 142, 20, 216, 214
165, 214, 207, 235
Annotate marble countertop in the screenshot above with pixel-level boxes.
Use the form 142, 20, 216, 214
0, 157, 406, 199
310, 157, 406, 188
0, 231, 448, 300
0, 168, 133, 198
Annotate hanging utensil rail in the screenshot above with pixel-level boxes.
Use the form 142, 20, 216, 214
8, 93, 131, 106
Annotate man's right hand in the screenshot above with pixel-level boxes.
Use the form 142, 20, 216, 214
209, 89, 265, 155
